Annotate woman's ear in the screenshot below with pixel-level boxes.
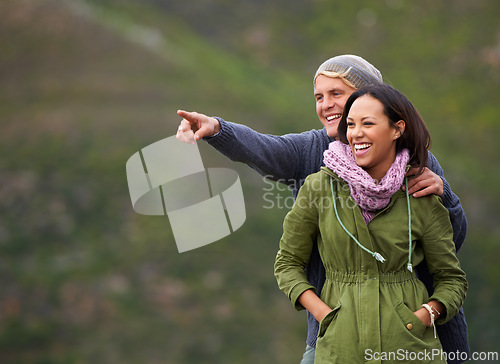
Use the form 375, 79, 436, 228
394, 120, 406, 139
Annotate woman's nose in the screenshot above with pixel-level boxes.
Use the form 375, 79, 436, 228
352, 124, 363, 138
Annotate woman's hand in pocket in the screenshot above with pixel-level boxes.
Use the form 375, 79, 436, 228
298, 289, 332, 322
317, 306, 334, 323
413, 307, 431, 327
413, 300, 445, 327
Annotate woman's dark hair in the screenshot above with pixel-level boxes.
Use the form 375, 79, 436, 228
337, 83, 431, 174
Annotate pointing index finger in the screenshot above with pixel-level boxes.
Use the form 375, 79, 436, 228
177, 109, 190, 119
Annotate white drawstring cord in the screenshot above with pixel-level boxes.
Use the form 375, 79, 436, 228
405, 177, 413, 272
330, 178, 386, 263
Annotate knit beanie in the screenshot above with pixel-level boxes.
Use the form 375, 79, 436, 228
314, 54, 383, 90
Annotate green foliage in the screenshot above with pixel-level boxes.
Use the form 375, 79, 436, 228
0, 0, 498, 362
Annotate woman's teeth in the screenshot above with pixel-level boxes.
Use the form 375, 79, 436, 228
354, 143, 371, 150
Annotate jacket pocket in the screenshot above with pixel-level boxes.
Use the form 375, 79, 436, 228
394, 301, 427, 340
317, 302, 341, 339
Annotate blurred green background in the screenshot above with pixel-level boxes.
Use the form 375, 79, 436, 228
1, 0, 499, 363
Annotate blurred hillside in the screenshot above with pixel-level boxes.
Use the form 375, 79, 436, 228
0, 0, 499, 363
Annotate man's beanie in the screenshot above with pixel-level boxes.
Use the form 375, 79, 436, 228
314, 54, 383, 89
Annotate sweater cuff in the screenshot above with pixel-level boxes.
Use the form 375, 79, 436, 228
204, 117, 233, 145
290, 283, 316, 311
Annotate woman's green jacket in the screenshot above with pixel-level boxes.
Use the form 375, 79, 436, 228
274, 168, 467, 363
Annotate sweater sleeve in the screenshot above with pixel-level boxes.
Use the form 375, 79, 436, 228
426, 151, 468, 252
274, 175, 319, 310
419, 196, 468, 325
205, 117, 327, 185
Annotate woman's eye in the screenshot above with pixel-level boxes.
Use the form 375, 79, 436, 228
347, 122, 354, 127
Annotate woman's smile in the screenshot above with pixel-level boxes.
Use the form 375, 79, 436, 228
353, 142, 372, 157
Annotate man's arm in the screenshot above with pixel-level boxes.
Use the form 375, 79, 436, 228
177, 110, 329, 185
406, 151, 467, 251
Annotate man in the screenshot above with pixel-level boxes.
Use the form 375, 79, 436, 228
176, 55, 469, 364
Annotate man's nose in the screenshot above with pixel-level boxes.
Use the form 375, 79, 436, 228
323, 95, 335, 110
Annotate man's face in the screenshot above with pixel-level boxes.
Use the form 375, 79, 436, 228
314, 75, 357, 138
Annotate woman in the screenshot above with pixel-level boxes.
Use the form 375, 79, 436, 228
274, 84, 467, 363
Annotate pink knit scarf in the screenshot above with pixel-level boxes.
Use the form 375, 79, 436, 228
323, 141, 410, 223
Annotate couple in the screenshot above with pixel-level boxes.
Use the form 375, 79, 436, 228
176, 55, 468, 364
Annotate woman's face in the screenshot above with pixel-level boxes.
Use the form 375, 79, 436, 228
314, 75, 357, 138
346, 95, 404, 181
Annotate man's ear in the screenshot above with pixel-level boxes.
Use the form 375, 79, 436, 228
394, 120, 406, 139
